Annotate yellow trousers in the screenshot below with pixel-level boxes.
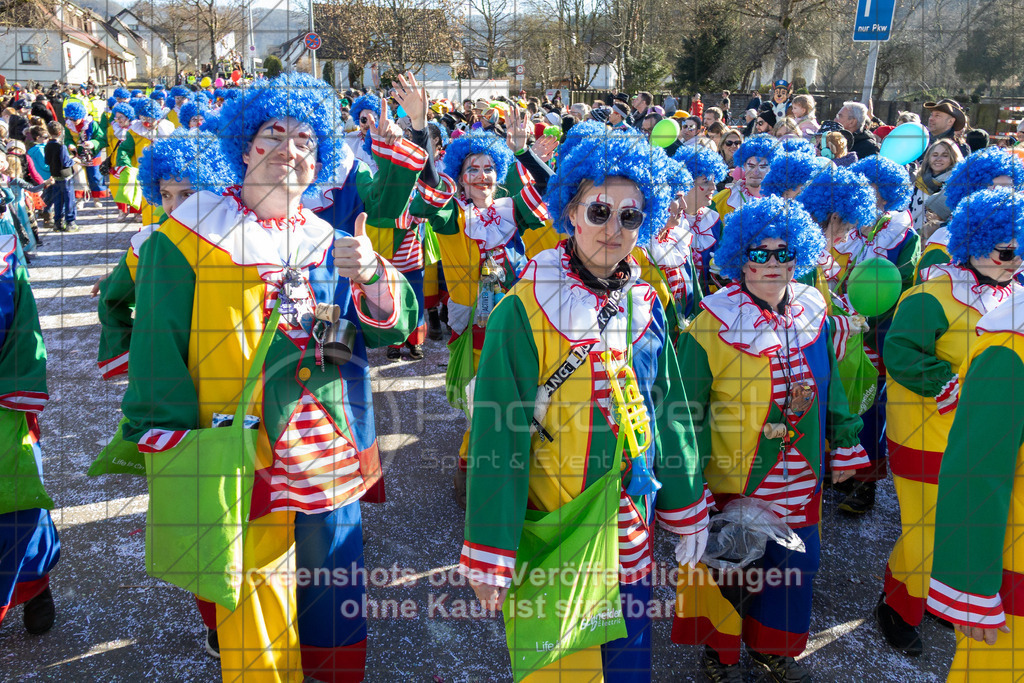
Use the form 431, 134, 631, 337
215, 510, 303, 683
948, 613, 1024, 682
885, 475, 939, 624
523, 647, 604, 682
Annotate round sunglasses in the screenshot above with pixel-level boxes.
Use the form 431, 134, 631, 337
747, 247, 796, 264
583, 201, 645, 231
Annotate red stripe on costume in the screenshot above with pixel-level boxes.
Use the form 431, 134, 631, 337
138, 428, 188, 453
0, 391, 49, 413
370, 135, 427, 172
743, 617, 810, 658
520, 183, 551, 222
98, 352, 129, 379
1001, 569, 1024, 617
935, 377, 959, 415
887, 438, 944, 484
884, 565, 925, 626
459, 541, 516, 587
301, 639, 367, 683
671, 616, 743, 665
417, 177, 454, 207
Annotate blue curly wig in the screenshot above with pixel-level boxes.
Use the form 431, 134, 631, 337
761, 152, 827, 198
149, 90, 167, 102
138, 128, 237, 207
106, 96, 116, 109
133, 98, 165, 120
199, 111, 222, 135
427, 120, 450, 150
944, 147, 1024, 213
795, 166, 878, 231
734, 134, 781, 169
169, 85, 191, 99
673, 144, 728, 185
195, 91, 211, 105
665, 156, 694, 197
946, 189, 1024, 265
111, 102, 134, 121
780, 138, 816, 156
178, 100, 208, 128
217, 72, 346, 197
224, 89, 240, 100
130, 89, 142, 98
442, 129, 514, 186
543, 129, 675, 242
349, 94, 385, 125
64, 102, 87, 121
557, 120, 608, 165
214, 88, 227, 101
715, 195, 826, 280
851, 155, 911, 212
113, 87, 131, 100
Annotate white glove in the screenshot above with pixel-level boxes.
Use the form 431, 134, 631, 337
674, 526, 709, 568
849, 314, 870, 335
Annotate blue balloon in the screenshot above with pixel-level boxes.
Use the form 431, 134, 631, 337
396, 105, 407, 119
879, 122, 930, 166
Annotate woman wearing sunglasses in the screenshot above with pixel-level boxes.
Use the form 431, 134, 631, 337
830, 155, 918, 514
409, 121, 556, 507
345, 93, 385, 174
460, 131, 706, 681
877, 188, 1024, 659
711, 134, 780, 222
673, 144, 728, 296
673, 195, 868, 683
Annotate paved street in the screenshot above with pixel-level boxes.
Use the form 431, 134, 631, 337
1, 200, 955, 682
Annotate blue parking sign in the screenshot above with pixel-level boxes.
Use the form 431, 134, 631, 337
853, 0, 896, 41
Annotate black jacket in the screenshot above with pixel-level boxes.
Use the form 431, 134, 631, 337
851, 130, 880, 159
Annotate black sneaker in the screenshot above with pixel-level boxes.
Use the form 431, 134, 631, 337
23, 587, 55, 635
454, 467, 467, 510
699, 647, 744, 683
427, 308, 443, 341
924, 609, 955, 630
205, 627, 221, 658
385, 346, 401, 360
838, 480, 876, 515
876, 594, 923, 656
407, 343, 424, 360
749, 650, 812, 682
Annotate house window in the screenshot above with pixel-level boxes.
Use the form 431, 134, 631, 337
20, 45, 40, 65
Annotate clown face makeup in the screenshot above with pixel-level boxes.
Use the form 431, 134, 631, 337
570, 177, 644, 278
242, 117, 320, 194
460, 153, 498, 207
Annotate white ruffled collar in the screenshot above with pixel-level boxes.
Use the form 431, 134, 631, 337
977, 289, 1024, 335
458, 195, 516, 251
686, 207, 721, 253
169, 190, 333, 280
925, 226, 950, 248
525, 244, 656, 347
924, 263, 1020, 316
647, 221, 694, 269
699, 282, 827, 357
834, 210, 913, 260
130, 118, 174, 140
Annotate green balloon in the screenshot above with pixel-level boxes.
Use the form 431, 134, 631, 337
650, 118, 679, 148
846, 257, 902, 317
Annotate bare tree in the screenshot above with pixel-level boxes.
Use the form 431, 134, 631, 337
132, 0, 199, 77
463, 0, 521, 78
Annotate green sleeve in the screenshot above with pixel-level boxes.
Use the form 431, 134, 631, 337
355, 262, 419, 349
913, 248, 951, 285
0, 264, 47, 397
120, 231, 198, 442
675, 327, 713, 471
96, 254, 136, 366
512, 190, 545, 235
464, 294, 538, 554
653, 314, 705, 511
64, 128, 75, 148
896, 232, 921, 291
825, 319, 865, 448
932, 345, 1024, 600
689, 259, 704, 318
355, 147, 421, 226
882, 291, 953, 397
114, 134, 134, 167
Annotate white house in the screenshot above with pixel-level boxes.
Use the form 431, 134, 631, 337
585, 44, 618, 90
110, 7, 173, 74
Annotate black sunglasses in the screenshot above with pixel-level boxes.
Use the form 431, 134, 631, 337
747, 247, 796, 264
994, 247, 1019, 262
359, 116, 371, 124
584, 202, 645, 231
724, 140, 741, 147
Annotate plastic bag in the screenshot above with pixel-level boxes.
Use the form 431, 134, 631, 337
701, 497, 806, 571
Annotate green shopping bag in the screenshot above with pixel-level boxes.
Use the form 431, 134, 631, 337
112, 166, 142, 209
445, 320, 476, 416
837, 332, 879, 415
145, 306, 279, 610
87, 416, 146, 476
422, 222, 442, 266
502, 422, 628, 681
0, 409, 54, 516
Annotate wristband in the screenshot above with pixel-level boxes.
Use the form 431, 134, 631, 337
364, 262, 383, 285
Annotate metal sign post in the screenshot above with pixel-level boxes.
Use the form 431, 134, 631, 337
853, 0, 896, 105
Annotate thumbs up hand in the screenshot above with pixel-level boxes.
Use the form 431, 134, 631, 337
335, 212, 381, 284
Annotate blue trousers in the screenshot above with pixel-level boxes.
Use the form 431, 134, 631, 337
51, 179, 76, 226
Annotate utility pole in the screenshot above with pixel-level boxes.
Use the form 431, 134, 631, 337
309, 0, 318, 78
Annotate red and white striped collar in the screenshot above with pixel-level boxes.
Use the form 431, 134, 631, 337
700, 282, 826, 357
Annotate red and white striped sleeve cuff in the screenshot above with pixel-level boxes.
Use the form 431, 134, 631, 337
138, 428, 190, 453
831, 315, 851, 362
0, 391, 49, 413
514, 160, 535, 187
458, 541, 516, 588
520, 183, 551, 223
370, 134, 427, 172
655, 489, 710, 536
830, 444, 871, 470
98, 351, 129, 379
935, 377, 959, 415
352, 257, 401, 330
416, 174, 455, 208
927, 578, 1005, 628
